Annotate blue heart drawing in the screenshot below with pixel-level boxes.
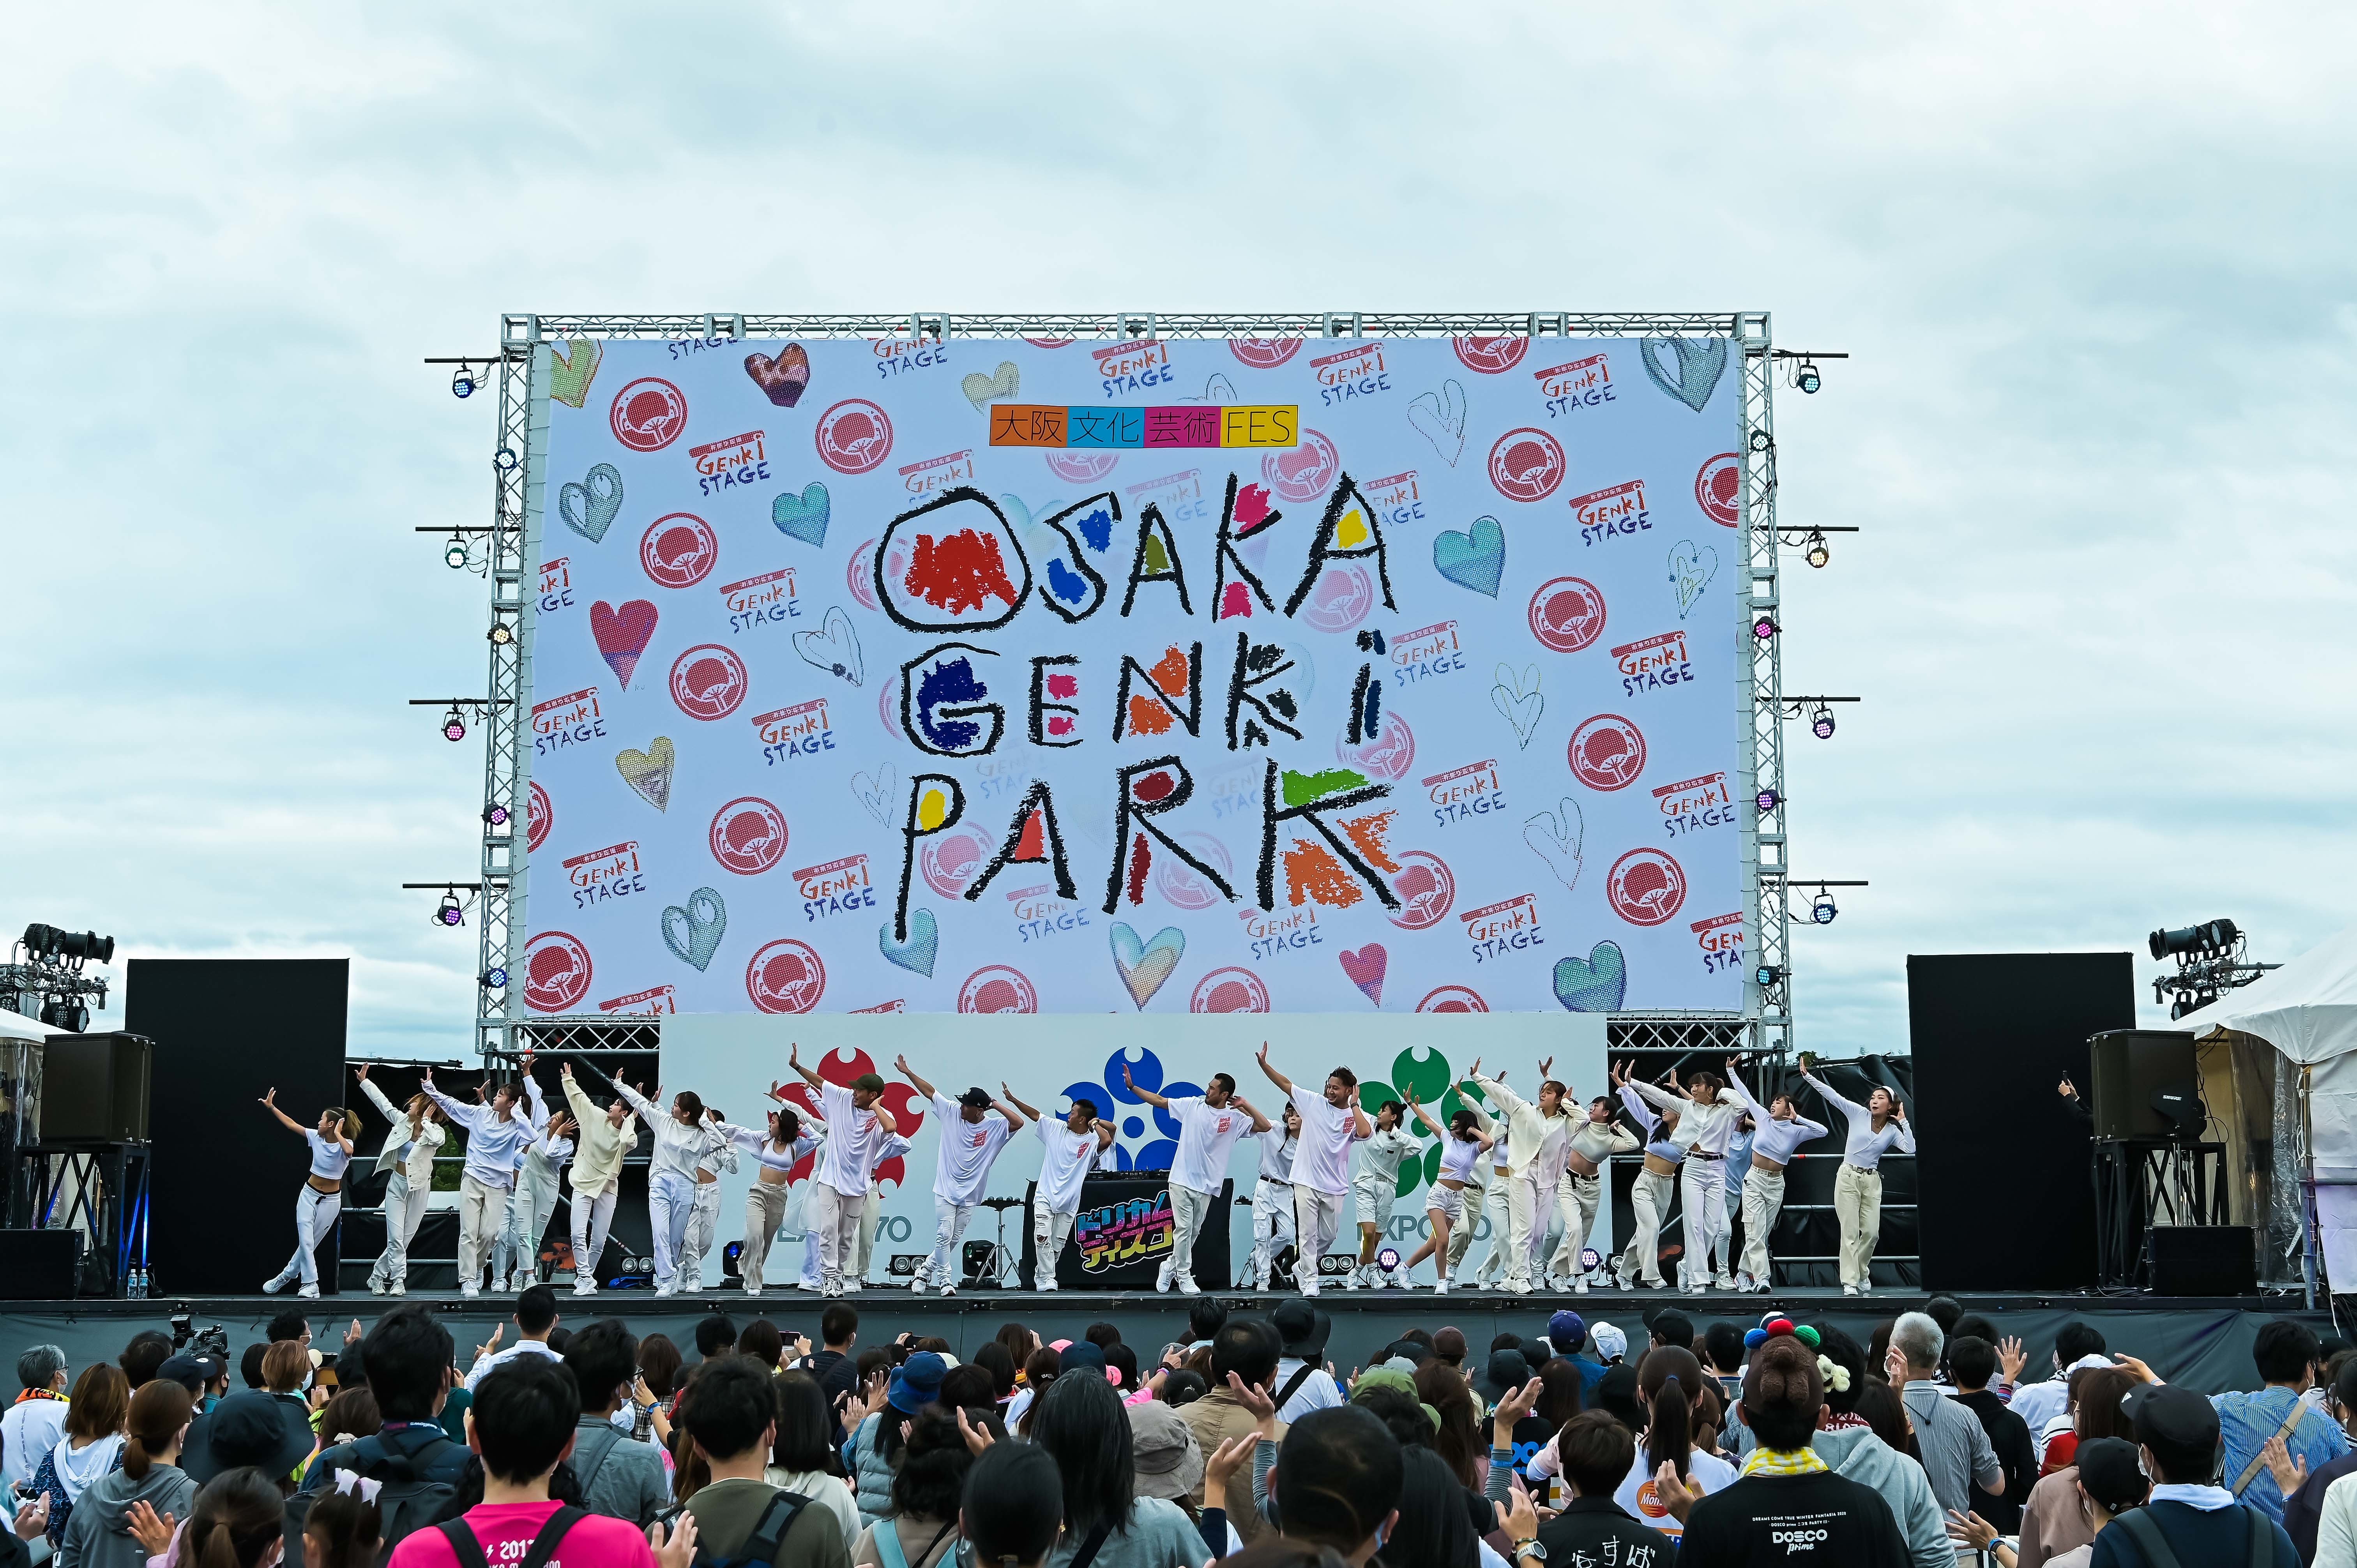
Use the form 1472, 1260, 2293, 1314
661, 887, 728, 971
1640, 338, 1729, 412
880, 908, 939, 977
1553, 941, 1628, 1012
772, 482, 831, 547
1433, 516, 1506, 597
558, 463, 624, 543
1109, 923, 1187, 1010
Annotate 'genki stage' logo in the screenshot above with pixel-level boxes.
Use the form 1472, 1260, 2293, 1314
1191, 967, 1270, 1013
1422, 758, 1510, 828
1385, 849, 1457, 930
753, 698, 834, 766
597, 985, 676, 1016
1691, 909, 1744, 975
1009, 883, 1091, 945
1606, 848, 1687, 927
523, 931, 593, 1013
610, 378, 687, 452
531, 687, 605, 757
1239, 906, 1322, 964
1611, 630, 1695, 697
1528, 577, 1606, 653
815, 399, 894, 475
1391, 621, 1466, 688
1299, 562, 1375, 633
1263, 428, 1341, 503
746, 939, 827, 1014
709, 797, 788, 875
1461, 892, 1545, 965
1452, 335, 1530, 374
1310, 342, 1392, 406
1654, 772, 1736, 839
1488, 427, 1565, 502
690, 429, 770, 496
526, 781, 552, 853
564, 840, 645, 910
796, 854, 876, 923
538, 556, 574, 614
1417, 985, 1488, 1013
720, 568, 800, 634
1535, 353, 1615, 418
958, 965, 1038, 1014
641, 514, 718, 588
1568, 714, 1647, 792
1092, 338, 1172, 396
1695, 452, 1742, 526
1569, 480, 1650, 547
670, 645, 749, 720
1230, 337, 1305, 369
871, 334, 948, 380
899, 449, 976, 499
1366, 470, 1425, 527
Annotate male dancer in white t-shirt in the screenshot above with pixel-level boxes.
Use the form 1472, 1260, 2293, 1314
1254, 1043, 1372, 1298
1120, 1062, 1270, 1296
784, 1044, 899, 1297
896, 1055, 1028, 1296
997, 1085, 1114, 1290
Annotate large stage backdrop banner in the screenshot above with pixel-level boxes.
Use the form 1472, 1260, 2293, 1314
520, 335, 1746, 1016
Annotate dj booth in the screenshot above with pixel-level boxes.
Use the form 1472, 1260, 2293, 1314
1018, 1171, 1235, 1290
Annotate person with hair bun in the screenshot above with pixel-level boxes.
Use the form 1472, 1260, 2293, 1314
256, 1089, 359, 1300
184, 1469, 290, 1568
59, 1380, 195, 1568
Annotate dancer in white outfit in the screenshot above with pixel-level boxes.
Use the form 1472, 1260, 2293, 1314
678, 1109, 739, 1293
495, 1074, 572, 1291
258, 1089, 357, 1299
612, 1077, 717, 1296
1611, 1064, 1684, 1289
1462, 1097, 1513, 1287
998, 1084, 1113, 1291
1118, 1062, 1269, 1297
784, 1045, 899, 1297
1627, 1063, 1744, 1294
1246, 1104, 1300, 1290
1800, 1056, 1915, 1296
1463, 1057, 1574, 1295
1548, 1095, 1641, 1293
1254, 1044, 1373, 1299
557, 1063, 638, 1296
716, 1104, 819, 1294
355, 1067, 444, 1296
1349, 1098, 1422, 1290
1720, 1060, 1830, 1293
421, 1069, 536, 1298
1401, 1088, 1492, 1293
894, 1056, 1025, 1296
848, 1128, 911, 1285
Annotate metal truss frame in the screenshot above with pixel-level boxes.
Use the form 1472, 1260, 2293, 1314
470, 311, 1791, 1058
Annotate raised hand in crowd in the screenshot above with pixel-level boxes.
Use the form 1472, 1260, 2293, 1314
123, 1499, 172, 1556
646, 1511, 698, 1568
956, 1405, 997, 1457
2262, 1434, 2311, 1498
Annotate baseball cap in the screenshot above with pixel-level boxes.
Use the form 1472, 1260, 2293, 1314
1548, 1311, 1587, 1352
2075, 1437, 2151, 1513
2131, 1383, 2220, 1456
155, 1354, 223, 1393
1592, 1323, 1628, 1363
1057, 1341, 1108, 1377
182, 1390, 316, 1483
959, 1087, 993, 1109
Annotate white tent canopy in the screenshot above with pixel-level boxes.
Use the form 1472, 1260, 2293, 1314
2175, 922, 2357, 1063
0, 1006, 57, 1044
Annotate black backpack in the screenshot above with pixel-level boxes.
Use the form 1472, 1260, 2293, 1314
436, 1508, 583, 1568
2111, 1505, 2291, 1568
284, 1430, 465, 1564
663, 1491, 813, 1568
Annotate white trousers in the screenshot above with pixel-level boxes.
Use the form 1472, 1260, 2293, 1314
1249, 1179, 1295, 1287
1164, 1185, 1212, 1285
922, 1195, 974, 1289
457, 1174, 514, 1287
1524, 1174, 1558, 1284
1471, 1175, 1514, 1283
571, 1183, 618, 1286
1680, 1160, 1728, 1285
1498, 1172, 1539, 1288
811, 1182, 862, 1284
1740, 1165, 1786, 1285
741, 1181, 791, 1292
852, 1184, 884, 1281
276, 1185, 343, 1288
648, 1168, 695, 1290
370, 1173, 430, 1289
678, 1179, 724, 1291
1834, 1163, 1883, 1288
1292, 1185, 1344, 1291
1446, 1178, 1488, 1272
1031, 1197, 1076, 1287
1549, 1172, 1603, 1277
1619, 1169, 1674, 1284
496, 1163, 560, 1282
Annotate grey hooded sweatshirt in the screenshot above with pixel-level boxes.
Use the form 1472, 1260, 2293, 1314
1728, 1419, 1948, 1568
57, 1462, 198, 1568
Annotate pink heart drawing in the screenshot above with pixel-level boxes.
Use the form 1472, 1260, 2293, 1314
591, 599, 659, 688
1339, 943, 1388, 1006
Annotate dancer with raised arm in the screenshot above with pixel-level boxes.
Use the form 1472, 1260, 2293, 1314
494, 1063, 571, 1291
1256, 1043, 1373, 1298
1121, 1061, 1269, 1297
998, 1083, 1113, 1291
784, 1044, 898, 1297
848, 1123, 912, 1286
1799, 1053, 1915, 1297
1720, 1058, 1829, 1293
1611, 1061, 1684, 1290
1628, 1061, 1744, 1293
354, 1065, 444, 1297
611, 1075, 716, 1297
704, 1097, 819, 1294
1460, 1081, 1515, 1289
1346, 1093, 1422, 1291
677, 1105, 739, 1292
1548, 1090, 1641, 1294
257, 1088, 358, 1299
1245, 1100, 1301, 1290
1463, 1056, 1574, 1295
420, 1068, 535, 1298
1401, 1086, 1491, 1294
896, 1056, 1025, 1297
557, 1062, 638, 1296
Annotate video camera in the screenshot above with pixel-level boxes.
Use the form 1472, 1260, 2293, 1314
170, 1312, 230, 1362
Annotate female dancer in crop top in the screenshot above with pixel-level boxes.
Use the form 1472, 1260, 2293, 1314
1399, 1086, 1493, 1294
1610, 1062, 1683, 1290
1629, 1064, 1744, 1293
1799, 1055, 1914, 1296
259, 1089, 360, 1299
1720, 1058, 1829, 1293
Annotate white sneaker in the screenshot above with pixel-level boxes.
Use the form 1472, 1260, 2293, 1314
297, 1284, 320, 1298
1342, 1269, 1362, 1291
261, 1275, 291, 1295
367, 1279, 387, 1296
1574, 1278, 1589, 1294
1714, 1273, 1737, 1291
390, 1284, 406, 1296
1842, 1283, 1860, 1297
910, 1271, 930, 1293
1300, 1280, 1320, 1297
1434, 1278, 1450, 1294
940, 1283, 956, 1296
490, 1277, 508, 1294
578, 1282, 599, 1297
1176, 1276, 1200, 1296
1390, 1271, 1414, 1291
1039, 1277, 1059, 1292
1647, 1277, 1671, 1290
461, 1284, 481, 1299
1155, 1261, 1176, 1294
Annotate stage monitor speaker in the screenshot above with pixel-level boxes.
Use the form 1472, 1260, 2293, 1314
41, 1033, 153, 1142
0, 1230, 79, 1300
2089, 1030, 2199, 1140
2150, 1225, 2256, 1296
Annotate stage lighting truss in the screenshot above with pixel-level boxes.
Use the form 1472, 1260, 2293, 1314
2, 923, 117, 1030
2147, 916, 2278, 1019
410, 697, 496, 743
429, 356, 495, 400
405, 883, 483, 931
417, 525, 494, 577
1775, 524, 1854, 569
1767, 879, 1866, 930
1767, 695, 1858, 740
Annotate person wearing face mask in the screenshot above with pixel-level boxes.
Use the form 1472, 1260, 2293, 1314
256, 1091, 359, 1301
1949, 1436, 2150, 1568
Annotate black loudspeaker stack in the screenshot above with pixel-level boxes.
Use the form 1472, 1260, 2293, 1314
41, 1033, 154, 1142
2087, 1029, 2200, 1141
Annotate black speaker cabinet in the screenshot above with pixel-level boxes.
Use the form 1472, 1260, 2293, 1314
2089, 1029, 2198, 1140
0, 1230, 80, 1299
2150, 1225, 2256, 1296
42, 1033, 153, 1142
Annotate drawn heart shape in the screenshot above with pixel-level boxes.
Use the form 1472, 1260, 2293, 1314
1110, 923, 1187, 1010
661, 886, 728, 971
772, 482, 831, 547
851, 765, 897, 825
961, 361, 1020, 411
557, 463, 624, 543
1406, 380, 1468, 466
1553, 941, 1628, 1013
1669, 539, 1720, 619
1640, 337, 1729, 412
744, 344, 811, 408
613, 738, 675, 812
548, 339, 603, 409
1433, 516, 1506, 597
1183, 373, 1238, 405
880, 908, 939, 977
590, 599, 659, 687
1491, 664, 1544, 749
793, 605, 863, 686
1338, 944, 1388, 1006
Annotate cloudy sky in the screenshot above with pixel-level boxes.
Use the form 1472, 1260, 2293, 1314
7, 2, 2352, 1059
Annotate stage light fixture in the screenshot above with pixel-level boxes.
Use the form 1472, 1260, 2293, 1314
1755, 788, 1780, 812
20, 924, 63, 959
2149, 919, 2239, 960
483, 804, 510, 827
442, 707, 467, 742
1804, 531, 1830, 569
1797, 361, 1822, 394
482, 966, 508, 989
1811, 890, 1838, 924
434, 891, 465, 928
488, 622, 514, 646
1748, 427, 1771, 453
452, 367, 476, 399
443, 537, 469, 569
494, 447, 519, 472
58, 932, 113, 965
1811, 704, 1836, 740
1755, 964, 1783, 987
1753, 614, 1778, 640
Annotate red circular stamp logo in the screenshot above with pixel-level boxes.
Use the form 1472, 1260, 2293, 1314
641, 513, 718, 588
1262, 428, 1340, 503
526, 782, 551, 854
920, 829, 989, 899
814, 398, 894, 475
1607, 848, 1688, 927
1191, 967, 1271, 1013
1452, 336, 1530, 374
1230, 337, 1305, 369
609, 378, 687, 452
1528, 576, 1607, 653
1045, 450, 1117, 484
958, 965, 1038, 1014
1156, 833, 1234, 911
846, 538, 880, 611
669, 645, 748, 720
1416, 985, 1489, 1014
1488, 427, 1565, 502
1696, 453, 1742, 526
1386, 849, 1457, 931
709, 796, 788, 875
1336, 709, 1415, 781
1568, 714, 1647, 791
746, 939, 827, 1014
522, 931, 592, 1014
1299, 562, 1375, 633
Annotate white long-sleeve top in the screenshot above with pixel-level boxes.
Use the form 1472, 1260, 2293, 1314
561, 1074, 640, 1197
694, 1121, 740, 1179
715, 1119, 820, 1174
422, 1082, 535, 1188
615, 1082, 711, 1187
1470, 1076, 1572, 1183
1802, 1071, 1917, 1168
1621, 1084, 1686, 1165
1724, 1078, 1830, 1167
518, 1079, 571, 1180
1459, 1097, 1505, 1185
360, 1078, 445, 1184
1632, 1079, 1743, 1156
1565, 1116, 1641, 1170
